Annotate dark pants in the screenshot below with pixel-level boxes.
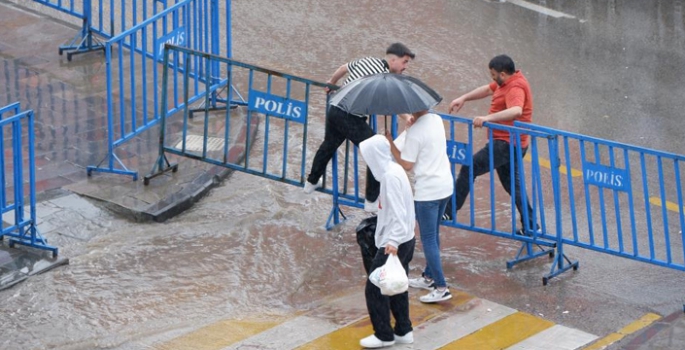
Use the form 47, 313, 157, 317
446, 140, 535, 229
365, 239, 415, 342
307, 105, 380, 202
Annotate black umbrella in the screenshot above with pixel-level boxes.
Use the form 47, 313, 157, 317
329, 73, 442, 116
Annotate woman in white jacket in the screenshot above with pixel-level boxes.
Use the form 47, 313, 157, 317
358, 135, 416, 349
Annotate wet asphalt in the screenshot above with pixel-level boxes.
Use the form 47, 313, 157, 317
1, 0, 685, 349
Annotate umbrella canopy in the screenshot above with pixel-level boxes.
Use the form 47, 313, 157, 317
329, 73, 442, 115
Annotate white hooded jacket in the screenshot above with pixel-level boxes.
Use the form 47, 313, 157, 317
360, 135, 415, 249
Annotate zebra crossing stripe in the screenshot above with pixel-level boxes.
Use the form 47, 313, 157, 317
155, 289, 602, 350
396, 299, 517, 349
439, 312, 554, 349
506, 324, 599, 350
221, 315, 343, 350
297, 289, 475, 350
151, 317, 289, 350
581, 313, 661, 350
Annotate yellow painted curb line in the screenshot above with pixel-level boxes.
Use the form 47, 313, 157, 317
524, 154, 583, 177
581, 313, 661, 350
649, 197, 685, 213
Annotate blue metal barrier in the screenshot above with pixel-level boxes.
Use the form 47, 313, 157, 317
0, 103, 58, 257
145, 44, 328, 188
325, 112, 576, 282
34, 0, 103, 61
518, 122, 685, 274
86, 0, 230, 180
34, 0, 188, 61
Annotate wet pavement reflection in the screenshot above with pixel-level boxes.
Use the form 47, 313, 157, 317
2, 0, 685, 349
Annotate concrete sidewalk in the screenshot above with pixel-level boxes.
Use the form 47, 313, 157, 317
0, 0, 251, 222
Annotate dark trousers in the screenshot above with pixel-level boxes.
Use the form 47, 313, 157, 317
446, 140, 535, 229
307, 105, 380, 202
365, 238, 415, 342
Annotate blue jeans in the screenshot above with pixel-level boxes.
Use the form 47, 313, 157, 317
445, 140, 535, 230
415, 196, 450, 288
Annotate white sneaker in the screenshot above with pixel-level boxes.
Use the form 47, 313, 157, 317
394, 331, 414, 344
360, 334, 395, 348
408, 277, 434, 290
364, 199, 379, 213
303, 179, 322, 194
419, 287, 452, 303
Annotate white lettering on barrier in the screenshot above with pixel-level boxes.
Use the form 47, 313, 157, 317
447, 141, 469, 165
583, 162, 629, 191
156, 27, 186, 61
585, 169, 623, 188
449, 144, 467, 161
249, 91, 306, 122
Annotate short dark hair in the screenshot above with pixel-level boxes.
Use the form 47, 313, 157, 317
488, 55, 516, 74
386, 42, 415, 59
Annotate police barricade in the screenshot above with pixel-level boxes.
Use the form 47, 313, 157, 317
438, 114, 573, 280
145, 45, 330, 194
326, 113, 579, 283
33, 0, 189, 61
0, 103, 58, 257
86, 0, 229, 180
518, 122, 685, 275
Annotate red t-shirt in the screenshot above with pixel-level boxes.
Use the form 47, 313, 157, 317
487, 71, 533, 148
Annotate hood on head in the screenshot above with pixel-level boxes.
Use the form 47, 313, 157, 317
360, 135, 392, 181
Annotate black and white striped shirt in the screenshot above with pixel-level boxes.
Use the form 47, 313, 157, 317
343, 57, 389, 85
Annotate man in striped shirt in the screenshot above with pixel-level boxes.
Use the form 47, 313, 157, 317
304, 43, 415, 213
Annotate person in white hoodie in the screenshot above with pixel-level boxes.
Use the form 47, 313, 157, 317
358, 135, 416, 349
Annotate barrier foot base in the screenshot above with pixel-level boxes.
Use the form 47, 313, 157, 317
144, 154, 178, 185
6, 227, 59, 258
506, 241, 555, 269
325, 204, 347, 231
87, 152, 138, 181
542, 252, 579, 285
58, 30, 105, 62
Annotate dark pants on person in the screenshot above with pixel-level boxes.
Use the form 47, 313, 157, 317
307, 105, 380, 202
445, 140, 535, 229
365, 239, 415, 342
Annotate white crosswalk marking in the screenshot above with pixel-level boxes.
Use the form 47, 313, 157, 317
506, 0, 576, 19
505, 324, 599, 350
395, 299, 517, 350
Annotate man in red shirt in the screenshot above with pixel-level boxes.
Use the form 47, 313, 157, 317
443, 55, 537, 235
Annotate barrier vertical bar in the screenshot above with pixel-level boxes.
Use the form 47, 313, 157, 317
144, 45, 179, 185
639, 153, 656, 259
625, 150, 639, 256
580, 141, 595, 245
262, 75, 272, 174
543, 135, 579, 285
210, 0, 220, 108
282, 79, 292, 178
608, 146, 624, 252
13, 119, 24, 234
656, 156, 672, 263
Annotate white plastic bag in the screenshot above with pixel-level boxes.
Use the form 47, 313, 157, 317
368, 254, 409, 296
